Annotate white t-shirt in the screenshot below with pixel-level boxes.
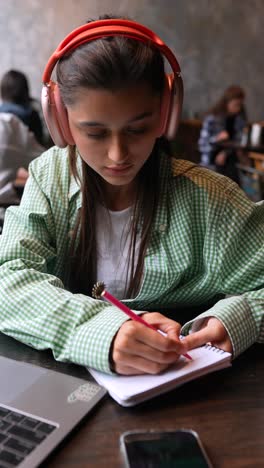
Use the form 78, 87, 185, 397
95, 204, 140, 299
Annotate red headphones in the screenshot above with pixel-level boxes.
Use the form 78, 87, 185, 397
42, 19, 183, 148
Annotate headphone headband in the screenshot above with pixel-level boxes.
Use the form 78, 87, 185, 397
41, 18, 183, 145
42, 19, 181, 84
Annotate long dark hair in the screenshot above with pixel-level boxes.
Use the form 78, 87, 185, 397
57, 17, 170, 297
1, 69, 30, 106
206, 85, 246, 117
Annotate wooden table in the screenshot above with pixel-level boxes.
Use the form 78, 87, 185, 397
215, 140, 264, 154
0, 333, 263, 467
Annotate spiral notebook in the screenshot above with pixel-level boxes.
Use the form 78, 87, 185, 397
88, 344, 232, 406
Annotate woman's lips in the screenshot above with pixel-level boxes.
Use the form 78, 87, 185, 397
105, 165, 132, 174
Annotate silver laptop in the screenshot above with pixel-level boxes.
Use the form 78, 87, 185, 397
0, 356, 106, 467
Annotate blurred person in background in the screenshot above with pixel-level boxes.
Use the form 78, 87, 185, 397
0, 112, 45, 229
198, 85, 247, 183
0, 69, 44, 146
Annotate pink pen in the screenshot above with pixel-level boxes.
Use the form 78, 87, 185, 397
92, 282, 192, 361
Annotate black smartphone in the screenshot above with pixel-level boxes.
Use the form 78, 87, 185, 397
120, 429, 213, 468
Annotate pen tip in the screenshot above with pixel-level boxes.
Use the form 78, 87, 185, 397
92, 281, 106, 299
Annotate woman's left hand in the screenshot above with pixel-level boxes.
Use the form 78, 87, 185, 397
182, 317, 233, 355
215, 150, 227, 166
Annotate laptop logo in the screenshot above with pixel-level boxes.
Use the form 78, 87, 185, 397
67, 383, 101, 403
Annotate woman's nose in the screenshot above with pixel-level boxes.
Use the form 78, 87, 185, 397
108, 135, 128, 163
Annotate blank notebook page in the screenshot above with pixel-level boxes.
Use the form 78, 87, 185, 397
88, 344, 232, 406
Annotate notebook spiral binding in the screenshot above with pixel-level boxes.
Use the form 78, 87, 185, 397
204, 343, 225, 354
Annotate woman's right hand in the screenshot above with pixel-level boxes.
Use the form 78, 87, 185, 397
111, 312, 188, 375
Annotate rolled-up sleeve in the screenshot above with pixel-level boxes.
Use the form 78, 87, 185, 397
0, 153, 128, 373
182, 184, 264, 357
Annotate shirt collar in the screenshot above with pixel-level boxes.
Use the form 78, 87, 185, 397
151, 154, 172, 234
68, 151, 82, 210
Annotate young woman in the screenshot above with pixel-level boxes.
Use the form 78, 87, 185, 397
0, 17, 263, 376
198, 85, 247, 182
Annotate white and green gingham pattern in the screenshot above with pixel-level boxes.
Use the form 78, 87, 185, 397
0, 147, 263, 373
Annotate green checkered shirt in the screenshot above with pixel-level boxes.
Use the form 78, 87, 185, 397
0, 147, 263, 373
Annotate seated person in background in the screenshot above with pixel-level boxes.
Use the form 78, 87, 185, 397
0, 112, 45, 204
0, 69, 44, 145
198, 85, 247, 183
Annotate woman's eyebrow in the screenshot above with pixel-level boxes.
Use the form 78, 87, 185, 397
127, 111, 154, 123
77, 111, 154, 128
78, 121, 104, 128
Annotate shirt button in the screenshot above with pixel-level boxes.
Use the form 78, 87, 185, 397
159, 224, 167, 232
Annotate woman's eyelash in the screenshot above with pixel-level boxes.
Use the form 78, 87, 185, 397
86, 128, 147, 139
127, 127, 147, 134
85, 130, 108, 139
86, 133, 106, 139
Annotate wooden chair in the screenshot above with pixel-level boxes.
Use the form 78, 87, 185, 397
248, 152, 264, 172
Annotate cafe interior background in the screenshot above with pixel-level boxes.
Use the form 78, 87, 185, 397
0, 0, 264, 202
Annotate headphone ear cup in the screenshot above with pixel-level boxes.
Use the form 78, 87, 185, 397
157, 75, 171, 138
53, 85, 75, 146
164, 73, 183, 140
41, 81, 75, 148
